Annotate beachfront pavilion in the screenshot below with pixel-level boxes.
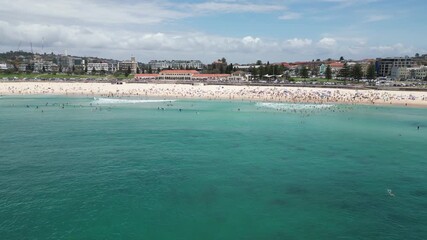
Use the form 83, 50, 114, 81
135, 70, 232, 81
158, 70, 199, 80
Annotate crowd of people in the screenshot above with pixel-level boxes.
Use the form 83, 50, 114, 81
1, 82, 427, 107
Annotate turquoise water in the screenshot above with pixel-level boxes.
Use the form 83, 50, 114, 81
0, 95, 426, 239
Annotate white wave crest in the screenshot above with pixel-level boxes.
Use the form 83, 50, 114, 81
256, 102, 334, 110
93, 98, 176, 104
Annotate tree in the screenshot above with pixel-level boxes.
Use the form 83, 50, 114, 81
300, 66, 309, 78
415, 53, 420, 58
72, 65, 75, 73
113, 71, 123, 77
219, 64, 224, 74
42, 66, 46, 73
325, 65, 332, 80
148, 66, 153, 74
25, 64, 31, 73
250, 67, 258, 81
339, 63, 350, 80
221, 57, 227, 65
311, 67, 318, 77
351, 64, 363, 81
125, 66, 131, 77
225, 63, 233, 74
256, 60, 262, 65
258, 66, 265, 80
366, 62, 376, 80
92, 67, 96, 75
339, 56, 345, 61
273, 65, 279, 76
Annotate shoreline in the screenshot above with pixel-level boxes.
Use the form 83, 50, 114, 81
1, 82, 427, 108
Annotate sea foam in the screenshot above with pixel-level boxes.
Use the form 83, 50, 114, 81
256, 102, 334, 110
93, 98, 176, 104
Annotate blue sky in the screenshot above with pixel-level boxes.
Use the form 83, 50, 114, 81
0, 0, 425, 63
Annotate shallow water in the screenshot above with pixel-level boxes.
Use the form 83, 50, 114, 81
0, 96, 426, 239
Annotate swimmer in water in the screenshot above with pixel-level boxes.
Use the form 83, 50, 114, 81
387, 189, 395, 197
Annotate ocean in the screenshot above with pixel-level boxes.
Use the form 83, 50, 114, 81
0, 95, 426, 239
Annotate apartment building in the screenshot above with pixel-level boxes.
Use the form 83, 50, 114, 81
376, 57, 414, 77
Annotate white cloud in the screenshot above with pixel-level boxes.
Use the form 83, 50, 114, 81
0, 0, 421, 63
241, 36, 263, 48
0, 0, 189, 25
369, 43, 414, 55
0, 20, 272, 60
318, 37, 337, 48
283, 38, 313, 48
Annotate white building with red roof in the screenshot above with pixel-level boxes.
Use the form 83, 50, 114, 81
134, 69, 248, 82
158, 70, 199, 80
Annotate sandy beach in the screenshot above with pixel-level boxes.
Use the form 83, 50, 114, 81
1, 82, 427, 107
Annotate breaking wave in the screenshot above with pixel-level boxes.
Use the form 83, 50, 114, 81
256, 102, 334, 110
93, 98, 176, 104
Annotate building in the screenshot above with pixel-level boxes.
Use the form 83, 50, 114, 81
148, 60, 203, 70
119, 57, 137, 74
209, 59, 227, 73
234, 64, 260, 71
148, 60, 171, 70
108, 64, 118, 73
71, 58, 84, 66
319, 64, 327, 75
192, 74, 230, 81
227, 71, 248, 82
0, 63, 9, 70
391, 66, 427, 80
408, 66, 427, 80
376, 57, 414, 77
135, 70, 232, 81
87, 63, 109, 72
31, 61, 58, 72
158, 70, 199, 80
329, 62, 344, 73
134, 74, 159, 81
18, 64, 28, 72
390, 67, 409, 80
